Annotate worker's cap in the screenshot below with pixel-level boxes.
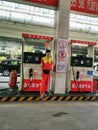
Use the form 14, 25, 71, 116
46, 49, 51, 53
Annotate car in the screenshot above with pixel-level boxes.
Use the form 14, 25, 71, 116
0, 59, 21, 76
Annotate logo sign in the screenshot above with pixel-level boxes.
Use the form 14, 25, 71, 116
33, 71, 39, 79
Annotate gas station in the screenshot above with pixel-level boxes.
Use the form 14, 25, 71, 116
6, 34, 98, 101
1, 1, 98, 130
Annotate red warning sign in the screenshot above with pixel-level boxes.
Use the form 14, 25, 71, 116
58, 50, 66, 60
56, 38, 68, 72
59, 40, 67, 49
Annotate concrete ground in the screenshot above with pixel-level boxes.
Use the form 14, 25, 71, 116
0, 102, 98, 130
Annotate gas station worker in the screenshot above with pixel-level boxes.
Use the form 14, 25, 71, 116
40, 49, 53, 100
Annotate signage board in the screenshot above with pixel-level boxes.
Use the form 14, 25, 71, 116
22, 79, 42, 91
56, 38, 68, 72
70, 39, 96, 46
70, 80, 93, 92
70, 0, 98, 15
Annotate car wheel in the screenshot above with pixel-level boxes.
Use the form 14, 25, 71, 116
2, 70, 10, 76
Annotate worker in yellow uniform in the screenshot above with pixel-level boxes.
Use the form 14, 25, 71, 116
40, 49, 53, 100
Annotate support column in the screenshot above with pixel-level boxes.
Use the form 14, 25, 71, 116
88, 45, 94, 67
54, 0, 70, 94
88, 46, 94, 58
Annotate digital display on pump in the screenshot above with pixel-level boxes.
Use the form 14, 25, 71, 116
23, 52, 45, 64
71, 56, 93, 67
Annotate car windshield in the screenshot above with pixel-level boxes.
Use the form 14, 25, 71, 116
10, 60, 18, 65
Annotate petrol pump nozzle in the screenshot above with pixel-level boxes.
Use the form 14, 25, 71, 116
76, 71, 80, 80
27, 68, 33, 88
29, 68, 33, 79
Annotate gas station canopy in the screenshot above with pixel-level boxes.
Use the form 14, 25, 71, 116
5, 0, 98, 16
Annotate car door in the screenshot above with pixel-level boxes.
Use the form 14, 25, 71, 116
0, 60, 10, 72
0, 60, 11, 76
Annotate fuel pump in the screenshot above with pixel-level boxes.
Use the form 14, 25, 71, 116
20, 33, 54, 92
67, 39, 96, 93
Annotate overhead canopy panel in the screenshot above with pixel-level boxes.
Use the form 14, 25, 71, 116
6, 0, 98, 16
24, 0, 58, 8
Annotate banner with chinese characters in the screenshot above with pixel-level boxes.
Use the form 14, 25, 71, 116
56, 38, 68, 72
22, 79, 41, 91
70, 80, 93, 92
70, 0, 98, 15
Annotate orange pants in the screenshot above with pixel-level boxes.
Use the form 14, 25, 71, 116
40, 74, 50, 95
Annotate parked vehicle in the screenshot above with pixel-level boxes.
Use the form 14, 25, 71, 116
0, 59, 21, 76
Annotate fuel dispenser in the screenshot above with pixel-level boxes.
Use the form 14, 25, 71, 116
67, 39, 96, 93
20, 33, 54, 92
